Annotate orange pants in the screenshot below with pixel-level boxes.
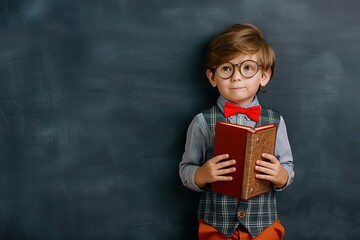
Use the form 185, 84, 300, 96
198, 219, 285, 240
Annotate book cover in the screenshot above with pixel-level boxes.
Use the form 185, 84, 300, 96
211, 122, 277, 200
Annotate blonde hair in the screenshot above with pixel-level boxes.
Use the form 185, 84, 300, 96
205, 23, 276, 79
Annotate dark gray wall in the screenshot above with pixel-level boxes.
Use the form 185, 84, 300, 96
0, 1, 359, 239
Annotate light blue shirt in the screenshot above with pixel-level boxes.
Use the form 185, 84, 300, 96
179, 95, 295, 192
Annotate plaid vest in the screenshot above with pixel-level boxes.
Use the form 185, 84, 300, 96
198, 105, 281, 237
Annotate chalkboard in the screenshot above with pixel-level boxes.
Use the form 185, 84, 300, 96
0, 1, 359, 239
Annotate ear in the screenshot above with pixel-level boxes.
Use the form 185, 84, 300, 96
260, 68, 271, 87
206, 69, 217, 87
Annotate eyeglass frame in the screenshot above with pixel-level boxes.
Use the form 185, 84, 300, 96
211, 60, 263, 79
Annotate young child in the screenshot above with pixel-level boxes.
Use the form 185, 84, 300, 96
179, 24, 294, 240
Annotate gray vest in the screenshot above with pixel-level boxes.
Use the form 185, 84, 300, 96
198, 105, 281, 237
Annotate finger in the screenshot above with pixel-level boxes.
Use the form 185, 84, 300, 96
261, 153, 278, 163
255, 166, 274, 175
216, 175, 233, 182
211, 154, 229, 163
217, 166, 236, 176
256, 160, 272, 168
217, 159, 236, 169
255, 173, 272, 181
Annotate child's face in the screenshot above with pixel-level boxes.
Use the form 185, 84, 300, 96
206, 54, 271, 106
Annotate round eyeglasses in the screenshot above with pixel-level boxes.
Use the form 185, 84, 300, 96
212, 60, 262, 79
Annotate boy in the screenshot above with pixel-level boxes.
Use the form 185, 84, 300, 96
179, 24, 294, 240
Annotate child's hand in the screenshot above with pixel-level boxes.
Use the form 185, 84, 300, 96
255, 153, 289, 189
195, 154, 236, 188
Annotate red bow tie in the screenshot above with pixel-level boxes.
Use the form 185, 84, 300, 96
223, 102, 261, 122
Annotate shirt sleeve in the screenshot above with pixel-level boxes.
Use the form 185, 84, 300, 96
179, 113, 210, 192
274, 116, 295, 191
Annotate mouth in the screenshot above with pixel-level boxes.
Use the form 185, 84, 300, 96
231, 86, 246, 90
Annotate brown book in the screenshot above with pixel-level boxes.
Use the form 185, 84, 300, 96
211, 122, 277, 200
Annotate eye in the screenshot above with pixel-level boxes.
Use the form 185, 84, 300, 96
215, 63, 234, 78
221, 66, 232, 72
242, 64, 254, 71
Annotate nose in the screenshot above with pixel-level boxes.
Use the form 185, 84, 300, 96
231, 66, 243, 82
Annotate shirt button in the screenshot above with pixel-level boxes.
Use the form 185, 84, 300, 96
237, 211, 246, 219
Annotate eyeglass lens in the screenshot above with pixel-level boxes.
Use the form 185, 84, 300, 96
216, 60, 259, 79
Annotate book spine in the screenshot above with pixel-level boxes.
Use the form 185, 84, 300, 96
241, 132, 256, 200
